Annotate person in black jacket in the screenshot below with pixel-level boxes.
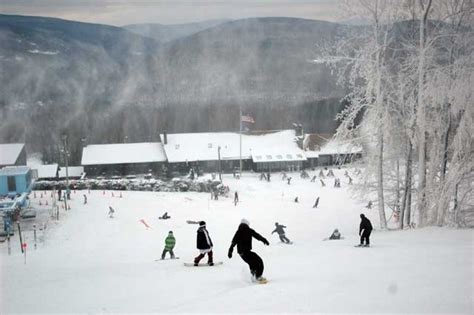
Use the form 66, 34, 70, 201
271, 222, 291, 244
194, 221, 214, 266
228, 219, 269, 282
358, 214, 373, 247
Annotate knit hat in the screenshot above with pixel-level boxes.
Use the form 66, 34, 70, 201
199, 221, 206, 227
241, 218, 250, 226
169, 231, 173, 234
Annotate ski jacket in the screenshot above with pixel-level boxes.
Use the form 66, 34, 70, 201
164, 235, 176, 250
229, 223, 268, 254
359, 217, 373, 235
196, 227, 213, 250
271, 224, 287, 235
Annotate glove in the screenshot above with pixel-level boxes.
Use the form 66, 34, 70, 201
228, 249, 233, 259
263, 239, 270, 246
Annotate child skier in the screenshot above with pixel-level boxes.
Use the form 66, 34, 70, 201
194, 221, 214, 266
358, 214, 373, 247
271, 222, 292, 244
161, 231, 176, 259
329, 229, 342, 240
228, 219, 269, 283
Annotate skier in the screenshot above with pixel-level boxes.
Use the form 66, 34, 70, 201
358, 214, 373, 247
108, 206, 115, 218
311, 175, 317, 182
159, 212, 170, 220
83, 194, 87, 204
271, 222, 291, 244
313, 197, 320, 208
318, 169, 325, 178
267, 172, 271, 182
228, 219, 269, 283
320, 179, 326, 187
66, 186, 71, 200
287, 177, 292, 185
348, 176, 353, 185
234, 191, 239, 206
294, 197, 299, 203
366, 201, 373, 209
57, 187, 62, 201
194, 221, 214, 266
161, 231, 176, 259
329, 229, 342, 240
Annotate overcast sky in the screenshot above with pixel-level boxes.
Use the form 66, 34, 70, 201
0, 0, 346, 26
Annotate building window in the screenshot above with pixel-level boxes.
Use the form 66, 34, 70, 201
175, 144, 180, 149
208, 143, 213, 148
276, 155, 283, 159
7, 176, 16, 191
286, 154, 293, 159
266, 155, 272, 160
296, 154, 303, 159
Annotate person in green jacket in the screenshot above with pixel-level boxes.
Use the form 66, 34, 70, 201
161, 231, 176, 259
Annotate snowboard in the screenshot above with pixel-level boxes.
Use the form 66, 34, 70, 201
354, 244, 371, 248
183, 261, 223, 267
155, 257, 180, 261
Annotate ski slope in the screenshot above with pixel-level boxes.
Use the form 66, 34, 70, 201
1, 169, 472, 313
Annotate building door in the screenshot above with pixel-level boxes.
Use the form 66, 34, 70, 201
7, 176, 16, 192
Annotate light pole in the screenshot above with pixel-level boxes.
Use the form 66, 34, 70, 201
61, 134, 69, 211
217, 146, 222, 182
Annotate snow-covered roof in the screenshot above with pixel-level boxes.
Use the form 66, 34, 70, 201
0, 166, 30, 176
318, 140, 363, 155
303, 150, 319, 158
0, 143, 25, 166
161, 130, 306, 163
58, 166, 84, 178
34, 164, 59, 179
81, 142, 167, 166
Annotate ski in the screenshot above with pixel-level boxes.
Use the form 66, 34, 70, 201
183, 261, 223, 267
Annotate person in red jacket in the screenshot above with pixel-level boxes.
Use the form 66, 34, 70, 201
228, 219, 269, 282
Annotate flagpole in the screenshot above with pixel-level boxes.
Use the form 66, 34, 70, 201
239, 106, 242, 177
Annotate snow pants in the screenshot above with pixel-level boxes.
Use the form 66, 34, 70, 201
161, 249, 175, 259
360, 230, 372, 245
194, 250, 213, 264
279, 234, 291, 243
239, 251, 264, 278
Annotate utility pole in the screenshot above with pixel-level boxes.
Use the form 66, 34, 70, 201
218, 146, 222, 182
239, 106, 242, 177
61, 134, 69, 211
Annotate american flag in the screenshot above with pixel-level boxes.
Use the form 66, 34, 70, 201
241, 115, 255, 124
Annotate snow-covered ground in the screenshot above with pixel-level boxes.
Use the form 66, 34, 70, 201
1, 169, 472, 313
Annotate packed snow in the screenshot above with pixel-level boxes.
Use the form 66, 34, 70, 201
1, 169, 472, 313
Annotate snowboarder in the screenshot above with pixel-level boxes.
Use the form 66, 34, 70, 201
194, 221, 214, 266
108, 206, 115, 218
234, 191, 239, 206
358, 214, 373, 247
83, 194, 87, 204
271, 222, 291, 244
313, 197, 320, 208
159, 212, 170, 220
228, 219, 269, 283
329, 229, 342, 240
161, 231, 176, 259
